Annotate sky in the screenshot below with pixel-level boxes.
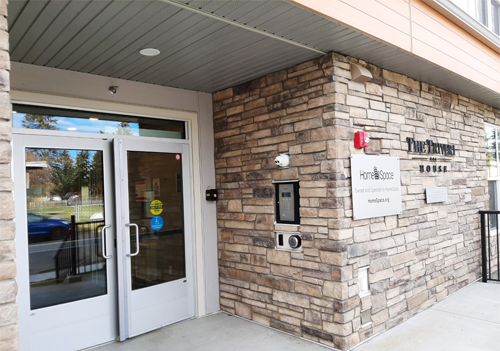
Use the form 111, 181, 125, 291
13, 113, 141, 135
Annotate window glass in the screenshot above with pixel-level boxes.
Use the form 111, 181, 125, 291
13, 104, 186, 140
479, 0, 489, 26
489, 181, 498, 226
485, 125, 498, 178
492, 0, 500, 35
126, 151, 186, 290
26, 147, 107, 309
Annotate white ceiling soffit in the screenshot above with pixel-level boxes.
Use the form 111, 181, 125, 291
7, 0, 500, 108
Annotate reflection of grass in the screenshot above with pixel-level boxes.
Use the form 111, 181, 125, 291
31, 206, 74, 221
30, 271, 94, 287
31, 277, 62, 287
30, 205, 104, 222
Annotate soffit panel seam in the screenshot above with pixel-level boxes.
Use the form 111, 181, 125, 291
158, 0, 326, 55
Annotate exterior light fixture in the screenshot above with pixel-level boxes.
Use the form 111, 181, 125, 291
89, 117, 99, 121
109, 86, 118, 95
139, 48, 160, 56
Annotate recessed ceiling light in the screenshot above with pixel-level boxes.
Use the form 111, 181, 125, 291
89, 117, 99, 121
68, 127, 77, 131
140, 48, 160, 56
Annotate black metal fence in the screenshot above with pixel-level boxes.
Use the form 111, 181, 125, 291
55, 215, 105, 282
479, 211, 500, 282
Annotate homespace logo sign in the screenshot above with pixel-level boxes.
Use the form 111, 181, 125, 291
359, 166, 395, 181
351, 155, 402, 221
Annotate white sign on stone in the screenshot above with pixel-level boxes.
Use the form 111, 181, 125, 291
351, 155, 403, 220
425, 187, 448, 203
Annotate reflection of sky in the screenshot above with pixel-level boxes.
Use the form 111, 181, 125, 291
67, 150, 98, 159
13, 114, 140, 135
26, 148, 99, 161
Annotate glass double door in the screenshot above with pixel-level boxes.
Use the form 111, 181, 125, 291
14, 134, 194, 351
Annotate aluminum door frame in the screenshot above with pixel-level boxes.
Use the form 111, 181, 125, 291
113, 138, 196, 340
13, 134, 118, 351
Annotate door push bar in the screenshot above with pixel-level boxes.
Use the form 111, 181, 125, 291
126, 223, 140, 257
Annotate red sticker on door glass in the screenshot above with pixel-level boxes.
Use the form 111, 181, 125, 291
175, 154, 181, 161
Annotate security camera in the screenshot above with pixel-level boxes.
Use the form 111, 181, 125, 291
274, 153, 290, 168
108, 86, 118, 95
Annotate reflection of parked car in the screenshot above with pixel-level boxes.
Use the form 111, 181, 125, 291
48, 195, 62, 201
27, 213, 70, 241
67, 194, 82, 205
63, 192, 79, 200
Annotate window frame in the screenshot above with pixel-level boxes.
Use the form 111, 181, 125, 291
448, 0, 500, 38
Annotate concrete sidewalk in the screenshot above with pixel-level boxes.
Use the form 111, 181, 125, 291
92, 312, 326, 351
93, 282, 500, 351
354, 281, 500, 351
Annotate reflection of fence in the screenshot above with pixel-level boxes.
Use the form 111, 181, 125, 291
28, 203, 104, 222
28, 200, 66, 209
54, 216, 105, 283
76, 204, 104, 222
28, 197, 103, 209
480, 211, 500, 282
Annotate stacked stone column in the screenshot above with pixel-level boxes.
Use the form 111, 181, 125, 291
0, 1, 17, 350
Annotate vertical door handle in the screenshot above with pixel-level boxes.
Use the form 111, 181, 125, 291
101, 225, 112, 259
126, 223, 140, 257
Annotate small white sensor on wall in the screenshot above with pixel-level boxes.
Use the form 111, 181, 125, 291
274, 153, 290, 168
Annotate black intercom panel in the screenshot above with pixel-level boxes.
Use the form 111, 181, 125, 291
275, 181, 300, 224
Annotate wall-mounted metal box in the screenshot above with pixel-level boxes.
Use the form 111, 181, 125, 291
275, 231, 302, 252
274, 180, 299, 225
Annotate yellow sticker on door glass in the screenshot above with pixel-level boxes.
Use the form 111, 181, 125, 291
150, 200, 163, 215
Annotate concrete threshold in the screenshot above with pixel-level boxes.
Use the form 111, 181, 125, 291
92, 312, 331, 351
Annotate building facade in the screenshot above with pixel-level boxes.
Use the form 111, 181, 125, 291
214, 52, 491, 349
0, 0, 499, 350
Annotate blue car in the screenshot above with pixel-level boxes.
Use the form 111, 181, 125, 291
28, 213, 71, 241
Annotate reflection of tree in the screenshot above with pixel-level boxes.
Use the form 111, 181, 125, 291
26, 151, 55, 195
22, 114, 57, 130
116, 122, 133, 135
486, 128, 497, 169
51, 151, 77, 196
76, 150, 91, 189
26, 147, 105, 199
90, 152, 104, 197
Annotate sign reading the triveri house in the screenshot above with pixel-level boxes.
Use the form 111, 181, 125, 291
351, 155, 403, 220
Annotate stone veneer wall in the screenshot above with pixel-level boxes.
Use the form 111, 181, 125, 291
0, 1, 17, 350
213, 52, 492, 350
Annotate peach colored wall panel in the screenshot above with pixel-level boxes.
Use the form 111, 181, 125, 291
411, 23, 499, 85
411, 1, 500, 91
292, 0, 500, 92
291, 0, 412, 51
413, 39, 499, 90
